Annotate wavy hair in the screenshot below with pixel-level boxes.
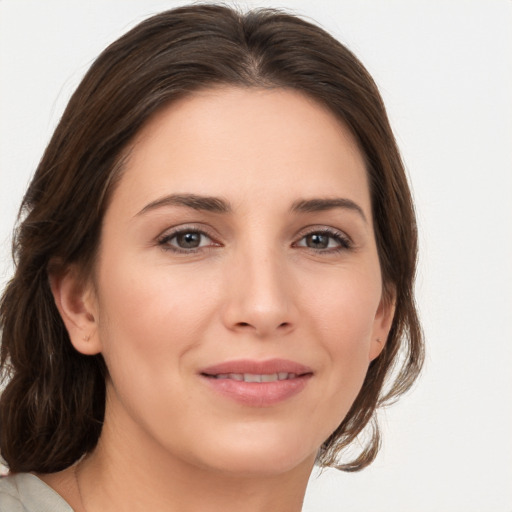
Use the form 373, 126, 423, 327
0, 3, 423, 473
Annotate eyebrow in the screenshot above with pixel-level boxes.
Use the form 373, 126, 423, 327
136, 193, 232, 216
136, 193, 366, 222
291, 198, 367, 223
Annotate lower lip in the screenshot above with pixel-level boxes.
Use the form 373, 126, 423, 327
201, 375, 312, 407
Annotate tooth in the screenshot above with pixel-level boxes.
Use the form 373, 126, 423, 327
213, 372, 297, 382
244, 374, 261, 383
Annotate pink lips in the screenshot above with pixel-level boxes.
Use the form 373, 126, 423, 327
200, 358, 313, 407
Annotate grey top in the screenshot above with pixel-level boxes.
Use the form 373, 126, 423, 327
0, 473, 73, 512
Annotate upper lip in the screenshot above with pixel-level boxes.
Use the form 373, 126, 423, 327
200, 358, 313, 376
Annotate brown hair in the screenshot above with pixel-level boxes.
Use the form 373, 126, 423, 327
0, 4, 423, 473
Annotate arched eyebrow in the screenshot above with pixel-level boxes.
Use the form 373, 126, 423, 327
291, 198, 367, 223
136, 193, 232, 216
136, 193, 366, 223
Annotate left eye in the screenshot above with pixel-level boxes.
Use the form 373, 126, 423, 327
295, 231, 349, 250
160, 230, 213, 250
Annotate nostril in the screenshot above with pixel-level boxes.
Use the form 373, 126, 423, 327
236, 321, 290, 330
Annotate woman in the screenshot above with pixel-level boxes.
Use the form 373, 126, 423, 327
0, 4, 423, 511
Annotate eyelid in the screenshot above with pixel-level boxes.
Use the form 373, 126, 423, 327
293, 225, 353, 250
157, 224, 221, 252
155, 223, 353, 254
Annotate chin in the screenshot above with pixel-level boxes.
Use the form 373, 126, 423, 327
194, 431, 319, 477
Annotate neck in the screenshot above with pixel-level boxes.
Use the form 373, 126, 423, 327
75, 413, 315, 512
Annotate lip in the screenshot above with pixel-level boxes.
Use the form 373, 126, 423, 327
199, 358, 313, 407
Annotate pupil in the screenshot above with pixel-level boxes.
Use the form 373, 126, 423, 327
308, 233, 328, 248
178, 232, 200, 248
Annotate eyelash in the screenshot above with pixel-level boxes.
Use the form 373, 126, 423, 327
158, 226, 218, 254
157, 226, 352, 254
293, 227, 352, 253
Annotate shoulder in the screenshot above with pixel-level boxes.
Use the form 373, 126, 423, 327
0, 473, 73, 512
0, 474, 25, 512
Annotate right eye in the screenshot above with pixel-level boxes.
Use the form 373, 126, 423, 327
158, 229, 217, 253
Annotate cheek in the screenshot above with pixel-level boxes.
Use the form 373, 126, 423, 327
307, 263, 382, 348
302, 266, 382, 422
94, 252, 218, 375
93, 254, 221, 440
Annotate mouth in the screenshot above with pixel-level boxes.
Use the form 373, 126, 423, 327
199, 359, 313, 406
206, 372, 301, 382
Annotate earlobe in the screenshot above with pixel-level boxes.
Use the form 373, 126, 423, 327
369, 293, 396, 361
48, 265, 102, 355
369, 336, 385, 361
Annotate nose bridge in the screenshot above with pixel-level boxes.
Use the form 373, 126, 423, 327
222, 235, 296, 336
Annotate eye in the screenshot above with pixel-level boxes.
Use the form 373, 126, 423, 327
158, 228, 217, 252
294, 229, 351, 252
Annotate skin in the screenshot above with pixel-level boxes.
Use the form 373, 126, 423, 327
46, 87, 394, 512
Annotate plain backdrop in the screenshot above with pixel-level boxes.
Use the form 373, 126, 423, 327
1, 1, 511, 511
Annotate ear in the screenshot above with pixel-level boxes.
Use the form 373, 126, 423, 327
369, 291, 396, 362
48, 264, 102, 355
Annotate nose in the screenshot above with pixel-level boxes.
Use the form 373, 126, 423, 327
220, 245, 298, 338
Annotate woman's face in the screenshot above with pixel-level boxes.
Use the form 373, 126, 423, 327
80, 87, 393, 476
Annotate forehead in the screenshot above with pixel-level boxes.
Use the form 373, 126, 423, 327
112, 86, 370, 216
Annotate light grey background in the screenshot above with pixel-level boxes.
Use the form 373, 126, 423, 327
1, 1, 511, 510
